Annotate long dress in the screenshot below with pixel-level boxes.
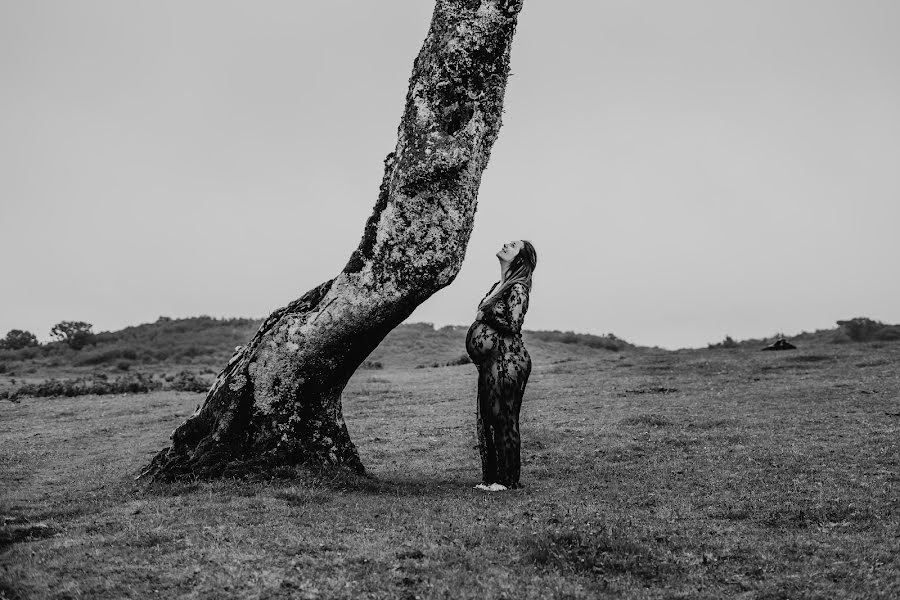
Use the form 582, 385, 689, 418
465, 282, 532, 488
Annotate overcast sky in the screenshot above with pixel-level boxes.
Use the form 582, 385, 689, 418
2, 1, 898, 349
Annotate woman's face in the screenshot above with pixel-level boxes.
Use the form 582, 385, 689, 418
496, 240, 524, 262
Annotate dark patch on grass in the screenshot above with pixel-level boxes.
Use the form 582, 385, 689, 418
686, 418, 739, 430
856, 359, 890, 368
84, 520, 125, 535
0, 521, 55, 549
758, 356, 838, 372
641, 365, 675, 373
757, 363, 806, 372
129, 531, 176, 548
712, 499, 876, 530
227, 484, 263, 497
785, 355, 836, 363
620, 414, 672, 428
626, 387, 679, 395
144, 481, 201, 497
273, 489, 332, 507
702, 432, 747, 444
0, 579, 28, 600
655, 435, 703, 450
714, 505, 754, 522
142, 464, 390, 499
252, 465, 473, 498
28, 503, 90, 522
758, 502, 875, 530
527, 526, 681, 582
545, 363, 579, 375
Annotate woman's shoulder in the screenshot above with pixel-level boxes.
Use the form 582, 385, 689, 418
502, 283, 529, 306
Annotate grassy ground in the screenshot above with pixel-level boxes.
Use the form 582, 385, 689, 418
1, 339, 898, 599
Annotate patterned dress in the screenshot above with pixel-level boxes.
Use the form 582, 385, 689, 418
465, 282, 532, 488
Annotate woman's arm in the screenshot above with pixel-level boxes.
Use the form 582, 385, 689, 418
481, 283, 529, 335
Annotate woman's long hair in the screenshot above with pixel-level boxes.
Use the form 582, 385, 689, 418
479, 240, 537, 310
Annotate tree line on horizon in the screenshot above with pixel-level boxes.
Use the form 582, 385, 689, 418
0, 320, 95, 350
2, 314, 898, 361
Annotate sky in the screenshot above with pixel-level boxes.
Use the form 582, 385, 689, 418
1, 1, 899, 349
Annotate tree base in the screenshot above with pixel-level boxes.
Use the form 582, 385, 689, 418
140, 440, 365, 482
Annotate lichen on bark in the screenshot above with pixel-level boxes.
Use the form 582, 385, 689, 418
141, 0, 526, 482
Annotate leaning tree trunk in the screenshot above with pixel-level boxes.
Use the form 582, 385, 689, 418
141, 0, 525, 481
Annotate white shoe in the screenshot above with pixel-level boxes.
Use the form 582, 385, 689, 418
474, 483, 509, 492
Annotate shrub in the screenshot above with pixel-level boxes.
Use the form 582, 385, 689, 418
830, 331, 851, 344
418, 355, 473, 368
25, 347, 39, 359
837, 317, 900, 343
9, 372, 161, 400
446, 354, 472, 366
708, 335, 739, 349
0, 330, 39, 350
77, 347, 138, 366
168, 370, 212, 393
175, 345, 202, 359
528, 330, 632, 352
582, 335, 630, 351
50, 321, 94, 350
875, 326, 900, 341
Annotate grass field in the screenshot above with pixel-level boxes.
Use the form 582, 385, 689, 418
1, 334, 899, 599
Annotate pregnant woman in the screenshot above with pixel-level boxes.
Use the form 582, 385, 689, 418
466, 240, 537, 491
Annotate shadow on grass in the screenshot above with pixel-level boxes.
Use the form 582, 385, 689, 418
0, 579, 28, 600
526, 522, 684, 584
0, 520, 56, 551
712, 497, 878, 530
141, 465, 473, 499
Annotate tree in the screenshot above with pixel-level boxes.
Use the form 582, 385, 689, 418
141, 0, 526, 481
0, 329, 39, 350
50, 321, 94, 350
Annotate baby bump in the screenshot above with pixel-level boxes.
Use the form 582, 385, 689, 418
466, 321, 498, 364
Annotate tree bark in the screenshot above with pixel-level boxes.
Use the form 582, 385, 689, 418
141, 0, 525, 481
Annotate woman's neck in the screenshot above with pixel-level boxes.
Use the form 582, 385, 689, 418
498, 260, 511, 284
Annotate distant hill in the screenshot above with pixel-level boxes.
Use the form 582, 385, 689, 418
368, 323, 632, 369
0, 316, 633, 379
706, 316, 900, 350
3, 315, 896, 390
